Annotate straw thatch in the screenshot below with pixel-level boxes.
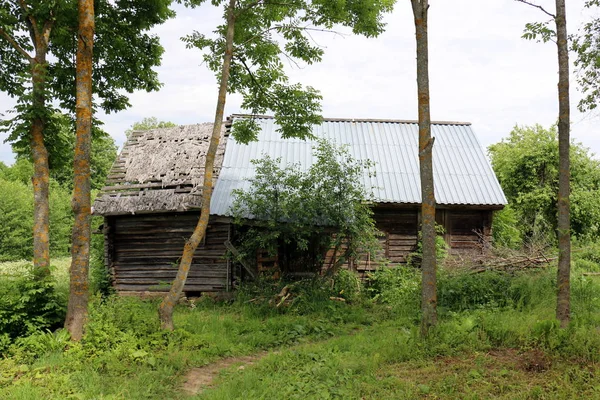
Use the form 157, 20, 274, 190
93, 123, 227, 215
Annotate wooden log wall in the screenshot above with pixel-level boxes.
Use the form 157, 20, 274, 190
323, 209, 420, 275
328, 208, 494, 275
106, 213, 231, 293
441, 210, 492, 255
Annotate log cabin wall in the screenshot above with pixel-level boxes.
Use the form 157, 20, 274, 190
105, 213, 231, 293
437, 209, 493, 255
343, 207, 493, 275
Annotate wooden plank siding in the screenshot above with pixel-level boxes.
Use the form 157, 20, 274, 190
105, 208, 494, 293
106, 213, 231, 293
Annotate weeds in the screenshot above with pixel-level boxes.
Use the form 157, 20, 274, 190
3, 244, 600, 399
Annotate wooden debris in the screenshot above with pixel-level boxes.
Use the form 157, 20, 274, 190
469, 252, 556, 273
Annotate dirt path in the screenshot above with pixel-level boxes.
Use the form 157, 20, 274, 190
181, 352, 270, 396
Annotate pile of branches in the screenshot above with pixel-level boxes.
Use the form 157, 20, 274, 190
470, 252, 556, 273
444, 250, 556, 274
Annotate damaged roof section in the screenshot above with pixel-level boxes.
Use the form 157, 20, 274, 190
94, 115, 507, 217
93, 123, 227, 216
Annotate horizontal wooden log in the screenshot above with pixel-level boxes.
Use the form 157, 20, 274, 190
387, 234, 418, 240
115, 270, 227, 279
387, 239, 417, 246
115, 263, 227, 271
388, 245, 416, 252
115, 284, 226, 292
114, 256, 226, 264
115, 277, 227, 286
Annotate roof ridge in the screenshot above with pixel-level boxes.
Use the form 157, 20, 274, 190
228, 114, 471, 126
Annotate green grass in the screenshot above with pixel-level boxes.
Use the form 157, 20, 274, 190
2, 245, 600, 399
0, 257, 71, 295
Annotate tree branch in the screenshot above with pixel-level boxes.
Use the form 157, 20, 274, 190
17, 0, 38, 48
515, 0, 556, 18
0, 26, 33, 62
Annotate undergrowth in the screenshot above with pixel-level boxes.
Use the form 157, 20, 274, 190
2, 242, 600, 399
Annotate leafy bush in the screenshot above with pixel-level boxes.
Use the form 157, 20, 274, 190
0, 178, 33, 261
90, 216, 113, 296
438, 270, 513, 312
492, 205, 522, 249
366, 266, 421, 317
489, 124, 600, 243
235, 270, 367, 316
230, 139, 381, 274
406, 224, 448, 267
0, 266, 66, 348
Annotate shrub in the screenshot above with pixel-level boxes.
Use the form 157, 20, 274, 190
437, 270, 513, 312
230, 139, 381, 274
89, 216, 113, 296
0, 266, 66, 347
366, 266, 421, 317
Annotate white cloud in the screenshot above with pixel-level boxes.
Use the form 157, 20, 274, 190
1, 0, 599, 164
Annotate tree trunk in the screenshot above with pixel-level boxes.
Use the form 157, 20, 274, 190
31, 60, 51, 278
411, 0, 437, 336
555, 0, 571, 328
158, 0, 237, 330
65, 0, 95, 341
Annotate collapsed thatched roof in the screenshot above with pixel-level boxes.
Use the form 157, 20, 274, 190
93, 123, 227, 216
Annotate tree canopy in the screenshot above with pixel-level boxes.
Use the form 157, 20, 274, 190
489, 124, 600, 242
183, 0, 394, 143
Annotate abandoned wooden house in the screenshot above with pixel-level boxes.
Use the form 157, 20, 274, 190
93, 115, 507, 294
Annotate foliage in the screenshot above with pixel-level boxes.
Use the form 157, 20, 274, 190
2, 254, 600, 397
230, 139, 381, 273
124, 116, 177, 138
492, 205, 523, 249
406, 223, 448, 266
182, 0, 394, 143
0, 266, 66, 347
9, 113, 117, 190
0, 0, 174, 168
89, 216, 114, 296
572, 1, 600, 112
488, 124, 600, 243
366, 266, 421, 317
0, 176, 72, 261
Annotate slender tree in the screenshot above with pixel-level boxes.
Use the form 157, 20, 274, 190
158, 0, 394, 330
159, 0, 236, 330
64, 0, 93, 340
411, 0, 436, 335
517, 0, 571, 327
0, 1, 174, 273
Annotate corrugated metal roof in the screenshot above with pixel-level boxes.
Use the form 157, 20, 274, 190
210, 116, 507, 216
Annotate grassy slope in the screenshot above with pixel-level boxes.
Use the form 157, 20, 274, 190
2, 250, 600, 399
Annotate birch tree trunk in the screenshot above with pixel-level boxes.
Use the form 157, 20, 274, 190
411, 0, 437, 336
555, 0, 571, 327
158, 0, 237, 330
65, 0, 94, 341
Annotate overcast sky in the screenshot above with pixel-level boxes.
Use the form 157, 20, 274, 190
1, 0, 599, 165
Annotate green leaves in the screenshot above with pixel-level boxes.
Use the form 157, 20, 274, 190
230, 139, 380, 272
522, 21, 555, 43
572, 7, 600, 112
0, 0, 175, 153
184, 0, 392, 142
488, 124, 600, 242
